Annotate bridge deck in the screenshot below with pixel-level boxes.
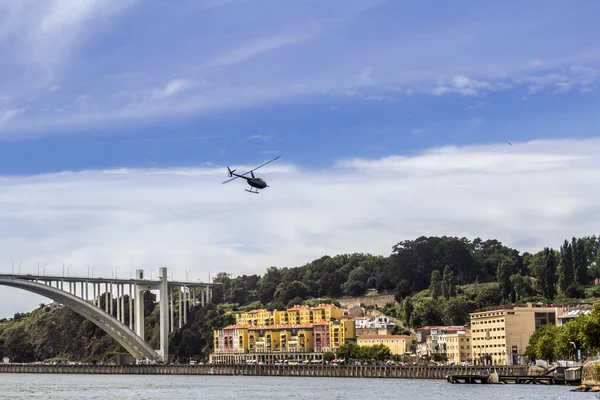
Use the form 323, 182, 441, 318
0, 274, 218, 287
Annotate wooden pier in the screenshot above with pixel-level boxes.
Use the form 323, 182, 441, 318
447, 374, 490, 384
498, 375, 555, 384
447, 373, 561, 385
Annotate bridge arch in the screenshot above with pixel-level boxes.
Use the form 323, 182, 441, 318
0, 277, 159, 361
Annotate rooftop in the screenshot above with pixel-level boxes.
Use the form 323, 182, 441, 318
358, 334, 414, 340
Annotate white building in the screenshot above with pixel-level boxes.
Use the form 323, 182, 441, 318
354, 316, 395, 330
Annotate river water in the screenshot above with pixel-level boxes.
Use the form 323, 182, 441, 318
0, 374, 594, 399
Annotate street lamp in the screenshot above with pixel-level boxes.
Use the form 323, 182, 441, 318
62, 263, 65, 277
87, 264, 90, 278
130, 267, 135, 279
67, 265, 72, 276
115, 266, 120, 279
185, 270, 191, 282
43, 264, 47, 275
18, 262, 22, 274
36, 261, 40, 276
92, 265, 97, 278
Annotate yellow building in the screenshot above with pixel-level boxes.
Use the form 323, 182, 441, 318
235, 304, 345, 327
357, 334, 414, 355
445, 329, 471, 364
236, 309, 272, 326
470, 303, 562, 365
330, 318, 356, 348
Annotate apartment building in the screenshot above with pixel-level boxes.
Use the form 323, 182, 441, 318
445, 329, 471, 364
357, 334, 415, 355
469, 303, 562, 365
235, 304, 344, 326
214, 306, 356, 363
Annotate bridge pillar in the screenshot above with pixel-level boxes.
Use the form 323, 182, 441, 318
135, 269, 145, 340
158, 267, 169, 363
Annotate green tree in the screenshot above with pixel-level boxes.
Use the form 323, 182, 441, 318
558, 240, 574, 295
441, 265, 456, 299
429, 270, 442, 300
497, 259, 514, 301
391, 325, 410, 335
509, 273, 532, 301
443, 297, 472, 326
535, 248, 557, 299
402, 297, 414, 328
573, 237, 590, 285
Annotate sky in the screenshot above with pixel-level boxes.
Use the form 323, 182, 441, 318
1, 0, 600, 316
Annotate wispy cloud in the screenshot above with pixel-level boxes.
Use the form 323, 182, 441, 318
1, 137, 599, 315
0, 1, 599, 134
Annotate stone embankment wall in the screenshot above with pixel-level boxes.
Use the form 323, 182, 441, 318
338, 294, 396, 308
0, 363, 530, 378
582, 360, 600, 386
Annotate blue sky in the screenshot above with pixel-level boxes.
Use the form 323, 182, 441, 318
1, 0, 600, 315
1, 0, 600, 174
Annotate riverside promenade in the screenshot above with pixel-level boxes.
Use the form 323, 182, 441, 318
0, 363, 531, 378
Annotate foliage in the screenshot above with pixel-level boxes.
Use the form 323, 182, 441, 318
525, 304, 600, 362
336, 342, 392, 363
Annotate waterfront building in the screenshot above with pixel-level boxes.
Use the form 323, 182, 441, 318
469, 303, 563, 365
213, 306, 356, 364
235, 304, 344, 326
445, 329, 471, 364
357, 334, 415, 355
330, 318, 355, 348
415, 326, 465, 357
557, 303, 593, 326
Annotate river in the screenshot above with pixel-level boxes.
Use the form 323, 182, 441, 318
0, 374, 592, 399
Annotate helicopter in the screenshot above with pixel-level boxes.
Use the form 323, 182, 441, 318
222, 156, 281, 193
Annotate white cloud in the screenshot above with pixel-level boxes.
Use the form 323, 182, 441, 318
0, 108, 26, 131
201, 34, 312, 69
0, 2, 600, 134
1, 138, 600, 315
432, 75, 500, 96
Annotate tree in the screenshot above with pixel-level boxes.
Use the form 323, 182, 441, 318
535, 248, 557, 300
391, 325, 410, 335
429, 270, 442, 300
403, 297, 414, 328
441, 265, 456, 299
443, 297, 472, 326
573, 237, 590, 286
558, 240, 574, 295
497, 260, 514, 301
525, 324, 560, 363
509, 273, 532, 301
394, 279, 411, 302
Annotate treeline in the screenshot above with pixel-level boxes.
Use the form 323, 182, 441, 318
213, 235, 600, 311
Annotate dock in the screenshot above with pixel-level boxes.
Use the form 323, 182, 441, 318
447, 374, 490, 384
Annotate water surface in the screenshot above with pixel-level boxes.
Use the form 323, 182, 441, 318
0, 374, 593, 399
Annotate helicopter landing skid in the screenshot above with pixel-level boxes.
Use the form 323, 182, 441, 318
245, 188, 260, 194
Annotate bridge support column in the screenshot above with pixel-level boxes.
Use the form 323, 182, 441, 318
158, 267, 169, 363
170, 288, 174, 333
135, 270, 145, 341
129, 284, 133, 329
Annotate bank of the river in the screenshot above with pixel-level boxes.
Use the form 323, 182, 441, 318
574, 360, 600, 392
0, 363, 532, 378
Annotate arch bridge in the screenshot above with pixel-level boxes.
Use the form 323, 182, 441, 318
0, 267, 219, 363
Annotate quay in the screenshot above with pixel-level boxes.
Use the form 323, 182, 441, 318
0, 363, 530, 379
